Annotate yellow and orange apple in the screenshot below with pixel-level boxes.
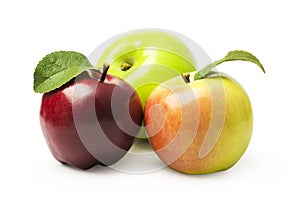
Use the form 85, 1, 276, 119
144, 50, 265, 174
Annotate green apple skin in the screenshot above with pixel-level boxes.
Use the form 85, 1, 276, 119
100, 49, 196, 107
97, 30, 197, 139
97, 30, 197, 108
144, 74, 253, 174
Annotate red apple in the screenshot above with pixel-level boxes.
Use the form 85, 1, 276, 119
40, 67, 143, 169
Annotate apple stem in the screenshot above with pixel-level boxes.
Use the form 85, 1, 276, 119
120, 62, 133, 71
193, 50, 265, 80
100, 63, 110, 82
182, 73, 190, 83
120, 57, 134, 71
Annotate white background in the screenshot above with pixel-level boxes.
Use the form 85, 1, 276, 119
1, 0, 299, 199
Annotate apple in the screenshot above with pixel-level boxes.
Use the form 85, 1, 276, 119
97, 29, 197, 107
144, 50, 265, 174
39, 66, 143, 169
96, 29, 198, 139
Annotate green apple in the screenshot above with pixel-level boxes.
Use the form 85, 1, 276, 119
97, 29, 197, 107
144, 50, 265, 174
97, 29, 198, 139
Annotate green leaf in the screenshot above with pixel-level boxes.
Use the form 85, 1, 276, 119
194, 50, 265, 80
33, 51, 94, 93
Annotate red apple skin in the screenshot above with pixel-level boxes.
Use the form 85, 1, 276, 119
40, 71, 143, 170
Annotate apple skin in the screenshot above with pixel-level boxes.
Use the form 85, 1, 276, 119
144, 74, 252, 174
40, 71, 143, 169
97, 30, 197, 139
97, 30, 197, 108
